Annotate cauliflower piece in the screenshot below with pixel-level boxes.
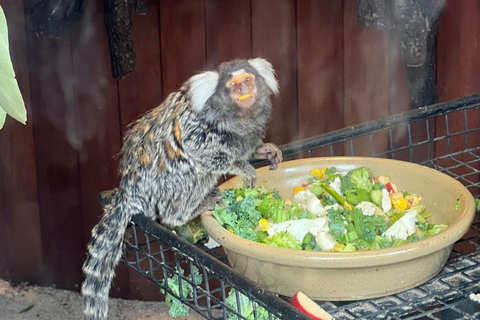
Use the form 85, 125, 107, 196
329, 177, 343, 196
383, 209, 418, 241
307, 198, 326, 216
267, 218, 329, 243
324, 203, 341, 212
307, 218, 329, 237
294, 189, 326, 216
293, 189, 317, 205
267, 220, 293, 237
381, 188, 392, 212
355, 201, 376, 216
315, 232, 337, 251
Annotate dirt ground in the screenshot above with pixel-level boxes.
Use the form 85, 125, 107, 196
0, 279, 204, 320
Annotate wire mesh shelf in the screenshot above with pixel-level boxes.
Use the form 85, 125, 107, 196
121, 94, 480, 320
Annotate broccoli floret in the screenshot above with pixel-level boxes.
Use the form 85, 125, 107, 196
174, 220, 209, 244
372, 182, 387, 191
341, 167, 373, 195
213, 191, 263, 239
326, 207, 346, 242
475, 199, 480, 213
226, 289, 278, 320
324, 167, 343, 182
165, 294, 190, 317
263, 231, 302, 250
161, 266, 203, 318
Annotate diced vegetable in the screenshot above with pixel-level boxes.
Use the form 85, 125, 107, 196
341, 167, 373, 194
212, 166, 448, 252
370, 189, 383, 207
320, 182, 354, 211
384, 210, 418, 241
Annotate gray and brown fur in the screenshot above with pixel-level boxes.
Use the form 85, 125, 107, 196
81, 58, 282, 320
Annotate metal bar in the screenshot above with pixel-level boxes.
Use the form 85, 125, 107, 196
130, 214, 312, 320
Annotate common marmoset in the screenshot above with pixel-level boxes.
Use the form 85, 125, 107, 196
81, 58, 283, 320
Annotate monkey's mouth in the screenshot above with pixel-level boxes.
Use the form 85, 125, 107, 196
236, 93, 255, 107
238, 93, 253, 101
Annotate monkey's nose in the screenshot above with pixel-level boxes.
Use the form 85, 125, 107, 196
239, 82, 249, 94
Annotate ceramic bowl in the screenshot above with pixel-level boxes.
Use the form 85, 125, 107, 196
201, 157, 476, 300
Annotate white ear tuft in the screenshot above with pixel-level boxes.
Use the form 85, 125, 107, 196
248, 58, 279, 96
188, 71, 219, 111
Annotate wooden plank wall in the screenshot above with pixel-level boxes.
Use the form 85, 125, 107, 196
0, 0, 478, 301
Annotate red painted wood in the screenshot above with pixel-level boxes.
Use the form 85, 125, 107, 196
205, 0, 252, 68
0, 0, 42, 283
296, 0, 344, 158
69, 0, 130, 297
160, 0, 207, 96
437, 0, 480, 102
297, 0, 344, 140
436, 0, 480, 192
119, 0, 163, 131
343, 0, 390, 156
252, 0, 297, 145
119, 0, 165, 300
388, 27, 423, 162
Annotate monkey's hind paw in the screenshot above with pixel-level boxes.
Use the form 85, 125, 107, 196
97, 188, 118, 207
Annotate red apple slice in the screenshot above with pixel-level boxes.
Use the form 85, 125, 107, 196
290, 291, 333, 320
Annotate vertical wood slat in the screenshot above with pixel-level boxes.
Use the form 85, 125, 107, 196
436, 0, 480, 188
205, 0, 252, 68
388, 27, 421, 162
343, 0, 390, 156
297, 0, 344, 157
70, 0, 129, 297
252, 0, 297, 145
0, 1, 42, 283
160, 0, 207, 96
437, 0, 480, 103
119, 1, 163, 130
119, 0, 163, 301
23, 0, 85, 290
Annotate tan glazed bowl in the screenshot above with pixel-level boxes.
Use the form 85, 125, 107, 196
201, 157, 476, 301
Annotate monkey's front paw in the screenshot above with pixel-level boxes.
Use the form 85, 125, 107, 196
254, 143, 283, 170
243, 170, 257, 188
205, 191, 224, 211
198, 188, 224, 212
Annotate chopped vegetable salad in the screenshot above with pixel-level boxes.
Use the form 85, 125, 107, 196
213, 166, 448, 252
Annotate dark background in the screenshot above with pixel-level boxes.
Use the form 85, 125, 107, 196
0, 0, 479, 301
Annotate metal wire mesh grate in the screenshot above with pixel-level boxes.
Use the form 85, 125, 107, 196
122, 94, 480, 320
319, 218, 480, 320
123, 214, 312, 320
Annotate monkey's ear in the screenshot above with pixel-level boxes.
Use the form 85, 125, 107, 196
248, 58, 279, 96
188, 71, 219, 111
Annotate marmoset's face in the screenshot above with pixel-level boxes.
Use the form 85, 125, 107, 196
226, 69, 258, 108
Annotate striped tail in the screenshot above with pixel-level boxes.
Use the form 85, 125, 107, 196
81, 193, 134, 320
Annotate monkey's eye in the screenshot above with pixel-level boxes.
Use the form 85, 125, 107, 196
230, 82, 236, 87
245, 77, 251, 82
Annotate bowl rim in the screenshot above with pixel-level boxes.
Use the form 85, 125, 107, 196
201, 156, 476, 268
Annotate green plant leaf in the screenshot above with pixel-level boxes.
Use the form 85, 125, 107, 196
0, 6, 8, 48
0, 6, 26, 127
0, 107, 6, 129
